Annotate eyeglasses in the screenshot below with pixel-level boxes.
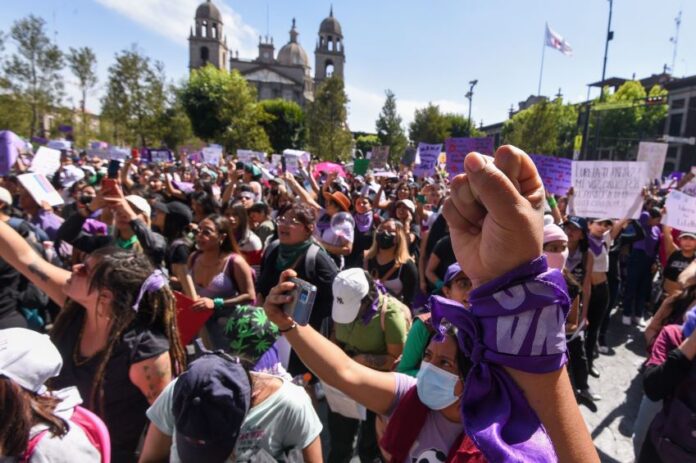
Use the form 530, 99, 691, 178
196, 228, 217, 237
277, 216, 302, 226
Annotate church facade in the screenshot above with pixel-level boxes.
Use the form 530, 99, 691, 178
189, 0, 345, 107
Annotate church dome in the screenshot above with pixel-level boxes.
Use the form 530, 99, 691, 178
319, 7, 342, 36
196, 0, 222, 22
278, 19, 309, 67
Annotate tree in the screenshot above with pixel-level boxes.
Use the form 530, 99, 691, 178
354, 134, 380, 155
409, 103, 449, 144
160, 84, 194, 150
181, 66, 270, 153
502, 98, 578, 156
67, 47, 98, 146
375, 90, 408, 165
3, 15, 64, 137
443, 113, 484, 138
307, 76, 353, 161
259, 99, 306, 153
101, 46, 168, 146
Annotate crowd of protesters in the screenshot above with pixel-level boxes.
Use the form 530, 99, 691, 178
0, 139, 694, 463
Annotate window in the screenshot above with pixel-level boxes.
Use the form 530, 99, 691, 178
212, 25, 217, 39
671, 98, 685, 109
325, 60, 334, 77
202, 21, 208, 38
200, 47, 209, 63
669, 113, 683, 137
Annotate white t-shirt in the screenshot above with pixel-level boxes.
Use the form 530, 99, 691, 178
146, 374, 322, 462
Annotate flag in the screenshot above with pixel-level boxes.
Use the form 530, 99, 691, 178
545, 23, 573, 56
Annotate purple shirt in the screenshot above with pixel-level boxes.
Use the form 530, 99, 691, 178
633, 211, 662, 258
31, 210, 64, 241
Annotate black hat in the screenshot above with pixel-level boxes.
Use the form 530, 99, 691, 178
154, 201, 193, 224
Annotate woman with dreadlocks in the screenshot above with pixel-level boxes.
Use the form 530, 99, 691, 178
0, 221, 186, 463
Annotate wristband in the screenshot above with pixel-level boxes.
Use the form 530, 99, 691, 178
213, 298, 224, 310
278, 322, 297, 333
546, 196, 557, 208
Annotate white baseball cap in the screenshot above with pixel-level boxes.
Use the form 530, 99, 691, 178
331, 268, 370, 324
0, 187, 12, 207
0, 328, 63, 394
126, 194, 152, 217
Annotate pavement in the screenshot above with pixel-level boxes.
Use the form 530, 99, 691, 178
323, 309, 648, 463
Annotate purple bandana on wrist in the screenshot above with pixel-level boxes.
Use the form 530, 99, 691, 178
361, 280, 387, 325
132, 270, 168, 312
353, 211, 374, 233
430, 256, 570, 463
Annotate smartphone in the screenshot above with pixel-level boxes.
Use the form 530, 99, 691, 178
102, 178, 118, 196
283, 278, 317, 326
416, 194, 426, 204
107, 159, 121, 179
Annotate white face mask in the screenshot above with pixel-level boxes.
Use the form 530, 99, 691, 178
544, 248, 569, 271
416, 361, 460, 410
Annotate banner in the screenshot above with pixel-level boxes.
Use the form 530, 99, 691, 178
201, 145, 223, 165
530, 154, 573, 196
18, 173, 64, 207
571, 161, 649, 219
29, 147, 61, 177
445, 137, 494, 176
414, 143, 442, 177
370, 146, 390, 169
664, 190, 696, 234
636, 141, 668, 181
147, 148, 172, 164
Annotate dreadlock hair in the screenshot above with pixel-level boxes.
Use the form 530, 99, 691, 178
0, 378, 68, 457
51, 247, 186, 415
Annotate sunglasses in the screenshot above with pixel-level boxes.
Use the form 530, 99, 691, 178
277, 216, 302, 226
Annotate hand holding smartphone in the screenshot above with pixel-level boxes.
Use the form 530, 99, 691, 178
282, 278, 317, 326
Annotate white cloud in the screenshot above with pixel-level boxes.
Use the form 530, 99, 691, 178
346, 84, 469, 133
94, 0, 258, 57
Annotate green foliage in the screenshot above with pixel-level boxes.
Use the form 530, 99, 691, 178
101, 46, 168, 146
67, 47, 98, 146
0, 94, 31, 136
3, 15, 64, 137
181, 66, 270, 153
443, 113, 484, 138
355, 134, 380, 155
502, 98, 578, 155
409, 103, 449, 144
160, 84, 194, 150
375, 90, 408, 164
306, 76, 352, 161
259, 98, 306, 153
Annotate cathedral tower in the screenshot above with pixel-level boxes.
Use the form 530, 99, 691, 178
314, 6, 345, 82
189, 0, 228, 70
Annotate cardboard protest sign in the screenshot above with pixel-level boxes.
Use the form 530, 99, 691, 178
530, 154, 573, 196
201, 145, 223, 165
370, 146, 390, 169
636, 142, 668, 181
237, 149, 254, 163
0, 131, 23, 175
29, 147, 62, 177
283, 149, 311, 166
147, 149, 172, 163
108, 147, 130, 161
445, 137, 494, 176
18, 173, 64, 207
664, 190, 696, 234
571, 161, 649, 219
283, 152, 301, 175
271, 154, 282, 167
414, 143, 442, 177
353, 158, 370, 176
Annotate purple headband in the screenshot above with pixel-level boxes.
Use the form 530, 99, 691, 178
430, 256, 569, 463
132, 270, 168, 312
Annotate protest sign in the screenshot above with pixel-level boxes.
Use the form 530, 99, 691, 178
414, 143, 442, 177
237, 149, 254, 163
46, 139, 71, 151
401, 147, 417, 165
664, 190, 696, 234
283, 152, 301, 175
530, 154, 573, 195
147, 149, 172, 163
18, 173, 64, 207
201, 145, 223, 165
370, 146, 390, 169
283, 149, 311, 166
353, 158, 370, 176
271, 154, 282, 167
314, 161, 345, 178
30, 147, 61, 176
683, 179, 696, 197
0, 131, 23, 175
108, 147, 130, 161
445, 137, 494, 176
571, 161, 648, 219
636, 141, 668, 181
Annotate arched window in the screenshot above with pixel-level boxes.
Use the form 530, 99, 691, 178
202, 20, 208, 38
201, 46, 209, 63
325, 60, 334, 77
212, 24, 217, 39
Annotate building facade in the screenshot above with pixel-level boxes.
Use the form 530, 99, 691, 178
189, 1, 345, 107
663, 75, 696, 173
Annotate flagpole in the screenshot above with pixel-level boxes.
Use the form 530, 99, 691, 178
537, 23, 547, 96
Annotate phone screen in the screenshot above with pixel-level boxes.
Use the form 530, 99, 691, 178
107, 159, 121, 179
283, 278, 316, 326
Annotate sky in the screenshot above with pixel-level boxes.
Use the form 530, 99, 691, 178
1, 0, 694, 133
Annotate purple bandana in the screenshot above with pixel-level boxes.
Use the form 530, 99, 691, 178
353, 211, 374, 233
361, 280, 387, 325
588, 235, 604, 256
316, 214, 331, 234
132, 270, 167, 312
430, 256, 569, 463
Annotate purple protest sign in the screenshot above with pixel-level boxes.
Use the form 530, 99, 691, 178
530, 154, 573, 196
0, 131, 23, 176
445, 137, 494, 176
413, 143, 442, 177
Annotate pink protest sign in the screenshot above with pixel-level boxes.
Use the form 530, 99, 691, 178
445, 137, 494, 176
313, 161, 345, 178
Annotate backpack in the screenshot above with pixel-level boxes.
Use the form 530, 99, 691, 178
23, 405, 111, 463
263, 240, 321, 282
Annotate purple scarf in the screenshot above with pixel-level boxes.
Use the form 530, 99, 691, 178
361, 281, 387, 325
430, 256, 570, 463
353, 211, 374, 233
316, 214, 331, 234
588, 234, 604, 256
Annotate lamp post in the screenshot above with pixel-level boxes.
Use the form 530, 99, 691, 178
599, 0, 614, 101
466, 79, 478, 128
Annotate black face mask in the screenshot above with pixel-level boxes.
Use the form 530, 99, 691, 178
376, 232, 396, 249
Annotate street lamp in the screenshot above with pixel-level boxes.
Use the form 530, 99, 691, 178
466, 79, 478, 126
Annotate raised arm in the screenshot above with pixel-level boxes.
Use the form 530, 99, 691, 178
0, 220, 70, 306
284, 173, 321, 210
610, 218, 629, 241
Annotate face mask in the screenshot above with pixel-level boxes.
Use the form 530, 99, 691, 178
376, 232, 396, 249
544, 248, 569, 270
416, 361, 460, 410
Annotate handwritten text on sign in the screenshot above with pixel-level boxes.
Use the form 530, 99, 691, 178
530, 154, 573, 196
414, 143, 442, 177
664, 190, 696, 234
445, 137, 494, 176
571, 161, 648, 219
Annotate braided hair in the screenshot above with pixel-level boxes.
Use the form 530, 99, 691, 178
51, 247, 186, 415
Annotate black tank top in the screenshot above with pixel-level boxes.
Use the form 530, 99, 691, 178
664, 251, 695, 282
